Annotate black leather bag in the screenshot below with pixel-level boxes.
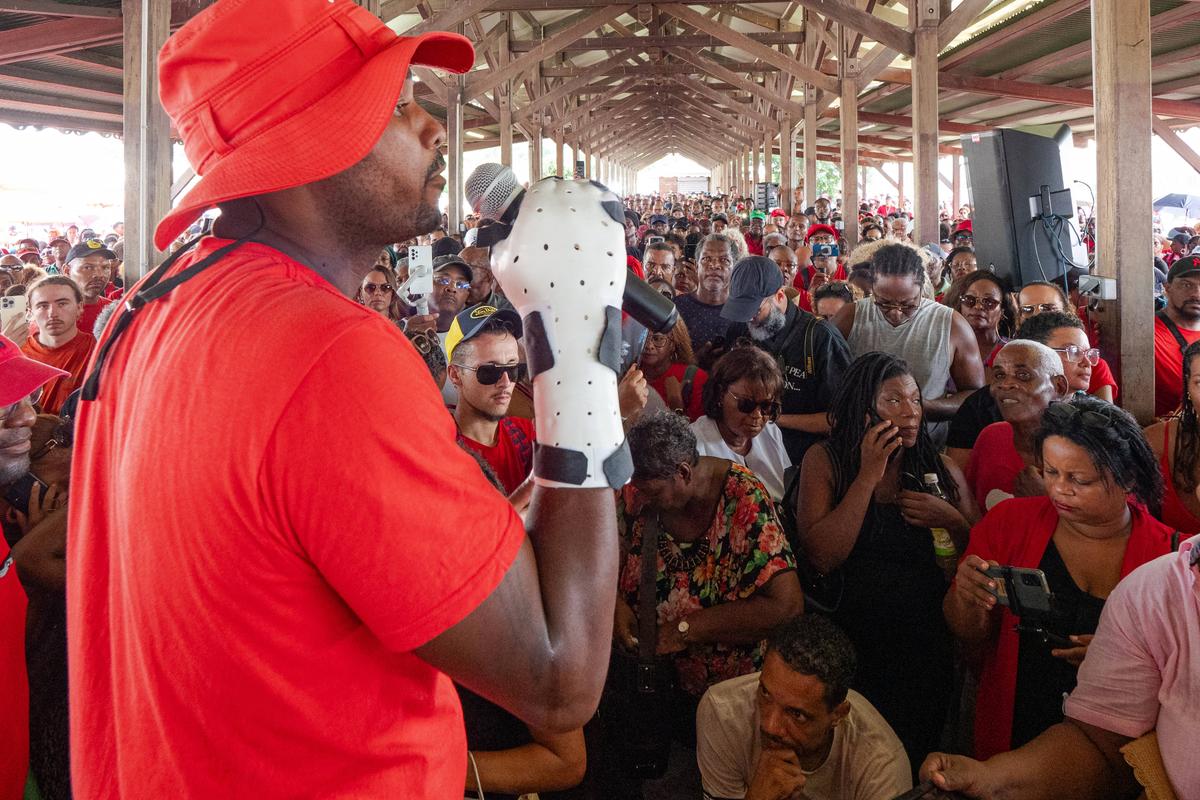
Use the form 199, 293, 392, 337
599, 515, 675, 780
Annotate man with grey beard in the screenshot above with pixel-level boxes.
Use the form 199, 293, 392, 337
722, 256, 851, 462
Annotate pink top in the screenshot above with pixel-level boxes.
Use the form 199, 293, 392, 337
1064, 535, 1200, 798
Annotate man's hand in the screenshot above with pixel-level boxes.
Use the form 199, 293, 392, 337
920, 752, 996, 799
613, 598, 638, 652
663, 375, 685, 411
746, 747, 806, 800
1051, 634, 1094, 667
403, 313, 438, 336
618, 363, 649, 421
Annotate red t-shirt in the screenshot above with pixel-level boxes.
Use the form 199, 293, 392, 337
646, 362, 708, 421
965, 421, 1027, 512
0, 538, 29, 800
68, 238, 525, 797
1089, 356, 1118, 399
1154, 315, 1200, 417
78, 296, 112, 336
21, 331, 95, 415
460, 416, 536, 495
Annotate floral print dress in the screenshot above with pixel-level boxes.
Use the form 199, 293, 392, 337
618, 464, 797, 698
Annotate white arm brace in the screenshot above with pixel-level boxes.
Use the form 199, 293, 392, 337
491, 177, 632, 489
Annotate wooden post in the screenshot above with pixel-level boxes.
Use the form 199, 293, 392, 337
912, 7, 940, 245
803, 98, 817, 208
951, 152, 962, 213
780, 116, 794, 214
840, 26, 859, 249
752, 142, 761, 199
764, 128, 773, 204
1093, 0, 1153, 421
530, 125, 543, 184
446, 78, 464, 232
555, 130, 564, 177
897, 161, 905, 207
497, 21, 513, 167
122, 0, 172, 279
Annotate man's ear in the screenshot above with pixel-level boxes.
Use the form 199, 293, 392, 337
830, 699, 851, 727
447, 363, 465, 391
1052, 374, 1070, 398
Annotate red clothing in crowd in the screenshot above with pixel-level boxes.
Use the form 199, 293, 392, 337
746, 236, 764, 256
68, 237, 525, 797
646, 361, 708, 421
20, 332, 95, 415
961, 496, 1171, 759
1154, 315, 1200, 417
0, 537, 29, 800
77, 298, 112, 337
1089, 356, 1118, 399
1157, 423, 1200, 535
459, 416, 536, 495
965, 421, 1026, 512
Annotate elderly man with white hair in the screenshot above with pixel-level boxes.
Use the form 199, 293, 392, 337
965, 340, 1071, 512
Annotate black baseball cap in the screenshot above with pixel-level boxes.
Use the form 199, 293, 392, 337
432, 253, 473, 279
444, 303, 523, 362
649, 214, 669, 226
1168, 255, 1200, 282
66, 239, 115, 262
721, 256, 785, 322
710, 213, 729, 224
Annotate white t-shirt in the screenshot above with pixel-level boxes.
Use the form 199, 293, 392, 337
697, 672, 911, 800
691, 415, 792, 501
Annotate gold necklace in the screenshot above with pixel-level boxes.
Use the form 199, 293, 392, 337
656, 513, 710, 572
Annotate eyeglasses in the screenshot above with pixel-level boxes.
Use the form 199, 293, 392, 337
0, 390, 40, 422
1050, 344, 1101, 366
457, 363, 528, 385
873, 297, 922, 314
1019, 303, 1061, 315
362, 283, 393, 295
434, 276, 472, 290
406, 329, 441, 356
959, 295, 1001, 311
727, 389, 781, 420
1044, 401, 1109, 429
646, 332, 672, 347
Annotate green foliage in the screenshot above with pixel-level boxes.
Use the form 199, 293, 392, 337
816, 162, 841, 200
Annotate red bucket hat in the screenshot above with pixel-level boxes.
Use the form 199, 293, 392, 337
154, 0, 475, 250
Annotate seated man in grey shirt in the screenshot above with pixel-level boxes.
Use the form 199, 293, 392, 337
697, 615, 911, 800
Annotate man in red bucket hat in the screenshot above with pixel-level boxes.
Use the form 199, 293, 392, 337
67, 2, 619, 796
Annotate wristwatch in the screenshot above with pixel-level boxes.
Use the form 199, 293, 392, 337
677, 619, 690, 642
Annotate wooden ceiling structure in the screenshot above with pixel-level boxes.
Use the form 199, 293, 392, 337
0, 0, 1196, 420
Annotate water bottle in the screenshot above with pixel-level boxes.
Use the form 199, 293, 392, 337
923, 473, 958, 581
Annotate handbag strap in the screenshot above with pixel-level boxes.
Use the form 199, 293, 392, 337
637, 515, 661, 670
1157, 310, 1189, 353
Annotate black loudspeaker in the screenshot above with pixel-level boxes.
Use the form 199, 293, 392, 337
755, 182, 778, 211
960, 129, 1084, 288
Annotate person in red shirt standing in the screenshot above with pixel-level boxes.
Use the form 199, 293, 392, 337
0, 335, 69, 800
67, 2, 625, 797
20, 277, 95, 415
447, 305, 536, 502
60, 241, 113, 336
1155, 256, 1200, 417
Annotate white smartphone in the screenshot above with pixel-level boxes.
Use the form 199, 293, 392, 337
0, 295, 27, 330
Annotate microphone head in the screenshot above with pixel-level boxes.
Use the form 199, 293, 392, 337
466, 162, 523, 221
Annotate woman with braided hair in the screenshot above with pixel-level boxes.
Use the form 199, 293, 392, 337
1145, 338, 1200, 534
795, 351, 978, 768
946, 395, 1173, 760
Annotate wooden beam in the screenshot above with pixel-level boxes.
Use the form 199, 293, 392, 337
380, 0, 422, 20
466, 4, 630, 100
123, 0, 173, 275
1152, 116, 1200, 176
1093, 0, 1152, 422
936, 0, 992, 50
0, 0, 119, 16
668, 47, 806, 118
912, 15, 939, 245
517, 48, 636, 122
840, 27, 859, 248
659, 3, 839, 93
511, 31, 806, 51
672, 74, 775, 128
447, 79, 465, 229
0, 16, 122, 66
498, 22, 513, 166
556, 78, 636, 129
786, 0, 913, 56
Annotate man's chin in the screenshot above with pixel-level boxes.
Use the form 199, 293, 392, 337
0, 459, 30, 487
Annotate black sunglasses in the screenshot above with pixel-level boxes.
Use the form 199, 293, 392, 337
728, 389, 781, 420
458, 363, 528, 385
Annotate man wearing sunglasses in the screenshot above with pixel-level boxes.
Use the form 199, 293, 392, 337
722, 256, 851, 464
447, 306, 534, 508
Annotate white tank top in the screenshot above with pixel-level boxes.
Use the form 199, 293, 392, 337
847, 297, 954, 402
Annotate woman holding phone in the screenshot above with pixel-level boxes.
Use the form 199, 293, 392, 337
795, 351, 978, 768
945, 395, 1171, 760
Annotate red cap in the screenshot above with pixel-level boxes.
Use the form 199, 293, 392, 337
154, 0, 475, 250
954, 220, 973, 234
15, 246, 38, 258
805, 224, 839, 243
0, 335, 69, 406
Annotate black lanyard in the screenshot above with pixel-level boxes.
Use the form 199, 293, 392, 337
81, 235, 251, 401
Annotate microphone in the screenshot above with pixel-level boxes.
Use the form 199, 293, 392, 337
465, 163, 678, 334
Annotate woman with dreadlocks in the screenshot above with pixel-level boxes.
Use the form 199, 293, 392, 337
948, 395, 1171, 761
794, 351, 978, 769
1145, 339, 1200, 534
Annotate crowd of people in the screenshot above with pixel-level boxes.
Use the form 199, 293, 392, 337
4, 182, 1197, 800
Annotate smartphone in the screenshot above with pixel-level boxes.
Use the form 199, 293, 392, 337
646, 235, 665, 245
984, 565, 1053, 615
812, 243, 840, 258
1, 295, 27, 329
2, 472, 48, 517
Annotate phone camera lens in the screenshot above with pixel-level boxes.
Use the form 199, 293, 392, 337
1022, 574, 1039, 586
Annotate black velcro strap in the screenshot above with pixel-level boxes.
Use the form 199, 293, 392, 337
598, 305, 622, 375
602, 439, 633, 489
533, 442, 589, 485
522, 310, 556, 379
